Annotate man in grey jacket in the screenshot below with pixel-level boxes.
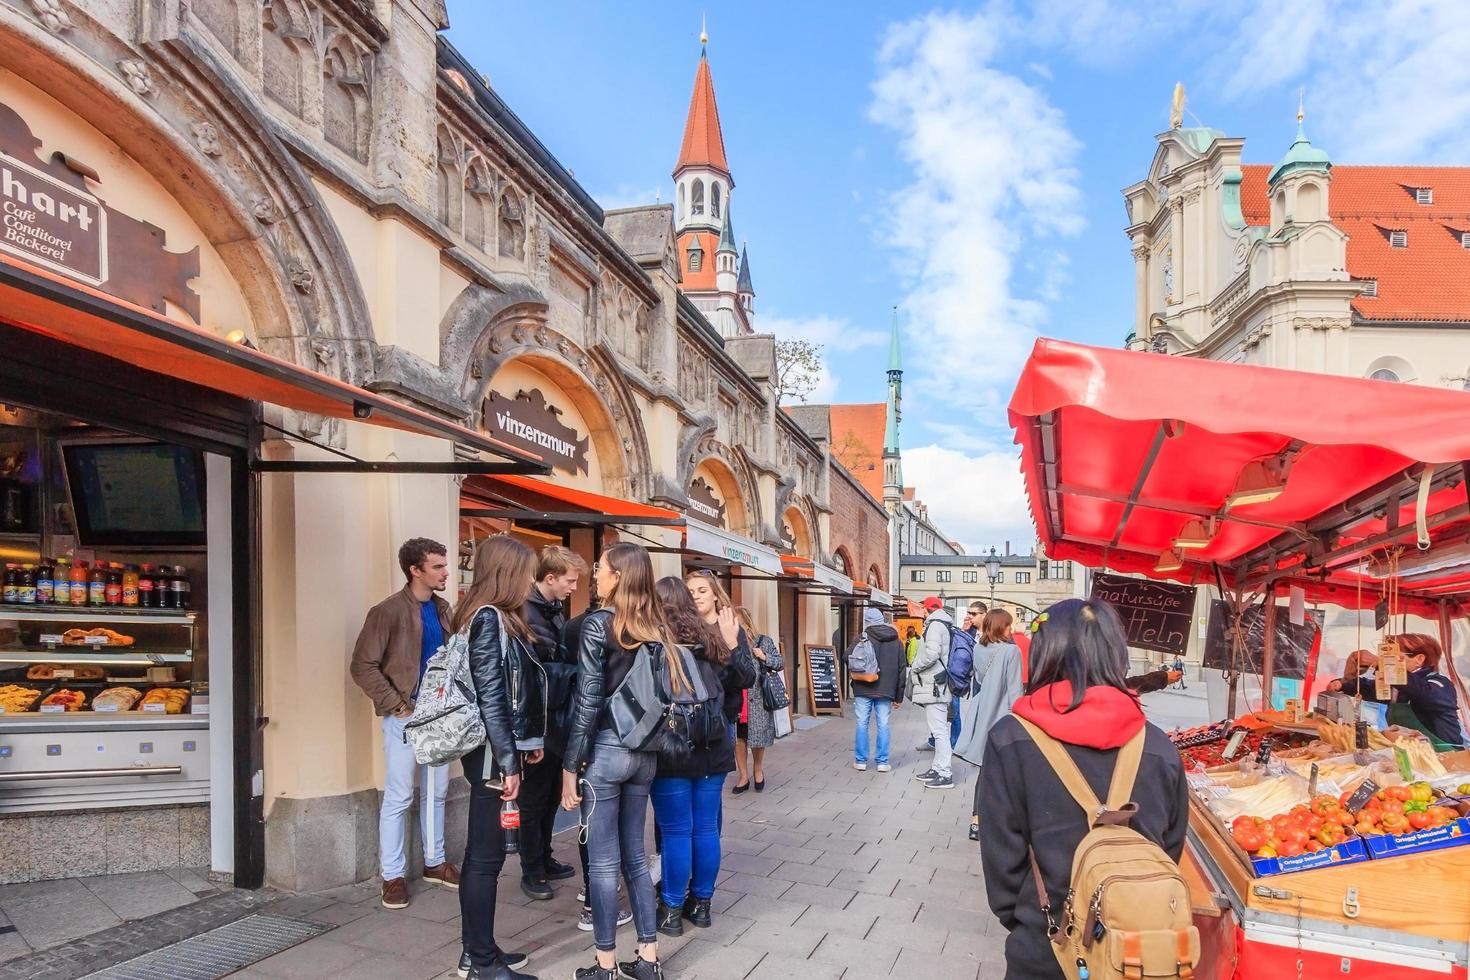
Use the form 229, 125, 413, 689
910, 597, 956, 789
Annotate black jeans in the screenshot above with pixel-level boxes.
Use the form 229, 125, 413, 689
459, 746, 509, 971
517, 751, 563, 878
580, 736, 658, 952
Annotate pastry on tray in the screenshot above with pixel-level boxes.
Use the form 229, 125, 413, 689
61, 628, 135, 647
27, 664, 105, 681
93, 687, 142, 712
40, 688, 87, 711
141, 687, 189, 714
0, 684, 41, 712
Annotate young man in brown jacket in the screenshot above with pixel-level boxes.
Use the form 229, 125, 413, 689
350, 537, 459, 909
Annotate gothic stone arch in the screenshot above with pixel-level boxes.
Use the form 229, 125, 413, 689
444, 286, 652, 502
0, 5, 377, 387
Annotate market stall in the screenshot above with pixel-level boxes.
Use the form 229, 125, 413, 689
1009, 339, 1470, 979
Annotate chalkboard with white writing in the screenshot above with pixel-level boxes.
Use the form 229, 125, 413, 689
1089, 572, 1197, 656
803, 645, 843, 716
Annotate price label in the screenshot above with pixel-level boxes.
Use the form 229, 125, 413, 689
1379, 639, 1407, 685
142, 702, 166, 713
94, 704, 119, 713
53, 670, 75, 680
1255, 736, 1275, 767
1346, 778, 1380, 814
1309, 763, 1320, 798
1355, 722, 1370, 751
1221, 730, 1248, 760
38, 704, 64, 714
83, 636, 109, 646
39, 634, 64, 646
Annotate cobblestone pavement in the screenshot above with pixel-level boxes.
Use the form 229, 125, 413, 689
233, 704, 1004, 980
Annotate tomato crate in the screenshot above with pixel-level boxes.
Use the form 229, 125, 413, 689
1362, 817, 1470, 860
1249, 835, 1368, 877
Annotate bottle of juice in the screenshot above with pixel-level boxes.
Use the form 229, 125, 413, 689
122, 565, 139, 607
2, 564, 16, 604
89, 562, 107, 607
104, 563, 123, 606
17, 564, 35, 604
52, 559, 70, 605
70, 560, 88, 606
35, 559, 53, 605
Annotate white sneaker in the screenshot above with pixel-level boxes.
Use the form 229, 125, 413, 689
853, 761, 868, 771
876, 763, 891, 773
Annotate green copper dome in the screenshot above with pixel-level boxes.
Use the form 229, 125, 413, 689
1268, 121, 1331, 184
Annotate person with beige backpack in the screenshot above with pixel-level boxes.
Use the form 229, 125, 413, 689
979, 598, 1198, 980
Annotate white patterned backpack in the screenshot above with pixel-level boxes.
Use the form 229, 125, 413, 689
403, 606, 494, 765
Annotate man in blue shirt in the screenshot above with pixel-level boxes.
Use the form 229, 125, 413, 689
350, 538, 457, 910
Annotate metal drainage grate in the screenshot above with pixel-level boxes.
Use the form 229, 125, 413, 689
86, 913, 328, 980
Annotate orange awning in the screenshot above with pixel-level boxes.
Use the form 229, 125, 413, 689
461, 475, 682, 526
0, 253, 543, 467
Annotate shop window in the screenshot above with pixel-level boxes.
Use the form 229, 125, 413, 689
1015, 571, 1031, 584
936, 570, 951, 583
911, 570, 925, 583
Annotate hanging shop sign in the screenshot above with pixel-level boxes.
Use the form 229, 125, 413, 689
686, 476, 727, 527
483, 387, 589, 475
1089, 571, 1197, 656
0, 100, 199, 317
868, 586, 893, 608
811, 563, 854, 596
684, 517, 783, 576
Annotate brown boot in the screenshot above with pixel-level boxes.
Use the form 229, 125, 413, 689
381, 876, 410, 909
424, 862, 461, 890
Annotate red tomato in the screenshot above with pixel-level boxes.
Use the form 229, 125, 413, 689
1236, 827, 1267, 852
1408, 811, 1433, 830
1390, 786, 1413, 803
1334, 809, 1357, 827
1278, 840, 1304, 857
1304, 840, 1324, 853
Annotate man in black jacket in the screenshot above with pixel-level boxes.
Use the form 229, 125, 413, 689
851, 606, 906, 772
516, 545, 586, 901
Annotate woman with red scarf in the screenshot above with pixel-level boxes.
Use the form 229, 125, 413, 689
978, 598, 1188, 980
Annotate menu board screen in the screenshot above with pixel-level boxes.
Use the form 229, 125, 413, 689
62, 441, 206, 546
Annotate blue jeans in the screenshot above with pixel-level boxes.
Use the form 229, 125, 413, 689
926, 697, 961, 748
650, 773, 726, 907
853, 696, 892, 765
580, 737, 658, 952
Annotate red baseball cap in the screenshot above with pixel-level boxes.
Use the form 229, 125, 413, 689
922, 596, 944, 612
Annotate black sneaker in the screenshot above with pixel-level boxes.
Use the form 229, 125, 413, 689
459, 950, 531, 977
655, 900, 684, 937
617, 957, 664, 980
682, 895, 712, 928
573, 965, 618, 980
924, 773, 956, 790
520, 876, 554, 901
545, 856, 577, 881
913, 768, 937, 781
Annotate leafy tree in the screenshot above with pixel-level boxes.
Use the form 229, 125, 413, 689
774, 338, 824, 405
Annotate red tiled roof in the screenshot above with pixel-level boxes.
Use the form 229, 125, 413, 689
829, 403, 886, 501
1239, 164, 1470, 321
674, 54, 730, 178
677, 230, 718, 290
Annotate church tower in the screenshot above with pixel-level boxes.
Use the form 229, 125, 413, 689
673, 26, 752, 336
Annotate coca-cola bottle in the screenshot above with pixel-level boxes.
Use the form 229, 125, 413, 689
499, 799, 520, 854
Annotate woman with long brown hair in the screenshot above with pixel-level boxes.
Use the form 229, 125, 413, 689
560, 543, 677, 980
649, 577, 756, 934
454, 535, 545, 980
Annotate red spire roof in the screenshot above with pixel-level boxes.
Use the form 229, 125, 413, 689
675, 52, 731, 180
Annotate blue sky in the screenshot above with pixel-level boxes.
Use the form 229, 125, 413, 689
447, 1, 1470, 554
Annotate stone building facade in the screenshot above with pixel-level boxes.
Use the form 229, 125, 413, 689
0, 0, 838, 891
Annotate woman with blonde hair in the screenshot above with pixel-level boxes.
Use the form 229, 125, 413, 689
684, 571, 772, 791
562, 543, 681, 980
453, 535, 545, 980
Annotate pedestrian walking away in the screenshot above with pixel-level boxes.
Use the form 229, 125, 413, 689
909, 596, 957, 789
979, 598, 1189, 980
850, 605, 905, 771
955, 608, 1023, 840
349, 537, 459, 910
649, 577, 757, 936
562, 543, 673, 980
516, 545, 586, 902
451, 535, 547, 980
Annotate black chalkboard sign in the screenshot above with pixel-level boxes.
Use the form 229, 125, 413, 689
1089, 573, 1197, 656
803, 645, 843, 716
1202, 601, 1321, 679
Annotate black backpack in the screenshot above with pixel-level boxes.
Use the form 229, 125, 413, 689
657, 645, 726, 766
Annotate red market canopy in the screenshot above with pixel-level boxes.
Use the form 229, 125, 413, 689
1008, 339, 1470, 616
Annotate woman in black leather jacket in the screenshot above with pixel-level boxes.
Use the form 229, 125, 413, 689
451, 535, 546, 980
649, 577, 756, 936
560, 543, 683, 980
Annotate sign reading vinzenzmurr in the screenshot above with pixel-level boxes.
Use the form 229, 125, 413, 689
483, 388, 590, 475
0, 99, 200, 317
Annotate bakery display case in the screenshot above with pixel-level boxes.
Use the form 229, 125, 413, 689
0, 605, 209, 812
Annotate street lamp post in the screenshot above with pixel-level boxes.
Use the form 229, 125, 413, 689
985, 546, 1002, 605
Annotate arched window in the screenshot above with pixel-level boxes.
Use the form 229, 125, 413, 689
691, 180, 705, 217
1369, 369, 1400, 383
711, 182, 722, 220
677, 182, 686, 222
464, 161, 492, 252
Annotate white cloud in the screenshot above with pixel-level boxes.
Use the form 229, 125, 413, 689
760, 313, 886, 353
903, 444, 1034, 554
595, 184, 663, 211
869, 10, 1084, 407
790, 361, 840, 405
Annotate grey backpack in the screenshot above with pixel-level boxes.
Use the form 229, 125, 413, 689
847, 636, 880, 683
404, 606, 496, 766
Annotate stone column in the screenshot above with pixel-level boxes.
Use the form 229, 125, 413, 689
1131, 241, 1150, 338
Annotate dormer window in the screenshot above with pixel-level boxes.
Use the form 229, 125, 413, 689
1359, 278, 1378, 298
1389, 229, 1408, 248
1461, 231, 1470, 249
1416, 187, 1434, 205
687, 239, 704, 272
